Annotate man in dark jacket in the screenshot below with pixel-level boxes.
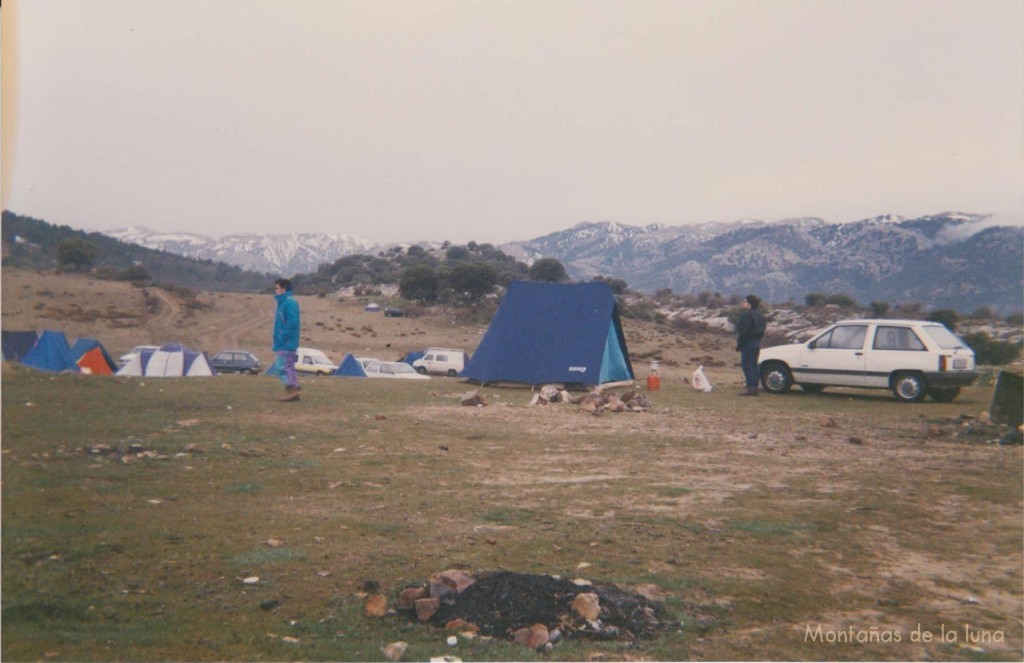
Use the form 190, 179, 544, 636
735, 294, 766, 396
272, 278, 301, 401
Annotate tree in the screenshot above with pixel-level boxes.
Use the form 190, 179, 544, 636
927, 308, 960, 331
447, 262, 498, 302
805, 292, 827, 307
56, 238, 101, 271
445, 246, 471, 262
528, 258, 568, 283
870, 301, 890, 318
399, 264, 440, 304
591, 275, 628, 294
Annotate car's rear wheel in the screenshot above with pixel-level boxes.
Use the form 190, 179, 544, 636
928, 386, 961, 403
415, 366, 427, 374
892, 372, 926, 402
447, 369, 458, 377
760, 362, 793, 394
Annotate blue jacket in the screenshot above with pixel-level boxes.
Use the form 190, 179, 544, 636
273, 291, 300, 352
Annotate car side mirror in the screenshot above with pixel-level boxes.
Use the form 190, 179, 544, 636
808, 340, 817, 350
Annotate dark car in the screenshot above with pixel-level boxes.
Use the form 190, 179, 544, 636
211, 350, 262, 374
384, 306, 407, 317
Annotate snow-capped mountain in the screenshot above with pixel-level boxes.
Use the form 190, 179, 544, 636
93, 211, 1022, 312
102, 227, 377, 275
502, 212, 1023, 312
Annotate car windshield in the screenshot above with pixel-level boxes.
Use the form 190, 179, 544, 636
922, 325, 966, 349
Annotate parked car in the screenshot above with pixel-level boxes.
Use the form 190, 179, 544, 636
210, 350, 262, 374
412, 347, 467, 377
363, 361, 431, 380
758, 319, 977, 402
356, 357, 382, 368
384, 306, 407, 317
294, 347, 336, 375
117, 345, 159, 368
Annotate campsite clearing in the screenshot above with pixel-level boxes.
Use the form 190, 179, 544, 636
2, 365, 1021, 661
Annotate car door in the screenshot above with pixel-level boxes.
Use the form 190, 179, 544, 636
863, 324, 927, 388
798, 324, 869, 387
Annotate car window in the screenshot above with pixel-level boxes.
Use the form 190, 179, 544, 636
381, 364, 395, 374
365, 362, 381, 373
922, 325, 966, 349
816, 325, 867, 350
873, 326, 926, 351
436, 354, 448, 362
424, 354, 435, 361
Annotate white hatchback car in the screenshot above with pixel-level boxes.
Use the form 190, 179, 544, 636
758, 319, 977, 402
363, 361, 431, 380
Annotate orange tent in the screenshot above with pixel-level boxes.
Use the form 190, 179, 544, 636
77, 346, 114, 375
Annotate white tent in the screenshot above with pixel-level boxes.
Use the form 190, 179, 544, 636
115, 343, 213, 377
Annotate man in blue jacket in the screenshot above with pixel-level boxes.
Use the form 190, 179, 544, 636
272, 278, 301, 401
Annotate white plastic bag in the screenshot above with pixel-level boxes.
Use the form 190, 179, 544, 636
691, 365, 713, 392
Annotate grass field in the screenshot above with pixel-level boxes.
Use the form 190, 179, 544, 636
2, 364, 1021, 662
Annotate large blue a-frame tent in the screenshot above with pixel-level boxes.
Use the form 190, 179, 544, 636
21, 330, 80, 373
462, 281, 634, 386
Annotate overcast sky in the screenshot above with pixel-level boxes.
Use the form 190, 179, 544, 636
2, 0, 1022, 245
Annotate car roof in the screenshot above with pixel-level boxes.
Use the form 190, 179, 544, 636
832, 319, 944, 326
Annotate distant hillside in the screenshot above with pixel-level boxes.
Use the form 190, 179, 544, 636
1, 212, 272, 292
504, 213, 1024, 314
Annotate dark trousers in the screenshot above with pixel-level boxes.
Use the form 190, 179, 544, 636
739, 339, 761, 389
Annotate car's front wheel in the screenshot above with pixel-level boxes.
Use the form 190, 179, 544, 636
892, 372, 926, 402
415, 366, 427, 374
760, 362, 793, 394
928, 386, 961, 403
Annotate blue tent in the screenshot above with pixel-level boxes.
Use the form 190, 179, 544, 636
333, 353, 367, 377
462, 281, 634, 386
21, 330, 80, 373
398, 350, 425, 365
2, 330, 38, 362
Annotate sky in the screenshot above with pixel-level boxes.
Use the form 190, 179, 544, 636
2, 0, 1023, 245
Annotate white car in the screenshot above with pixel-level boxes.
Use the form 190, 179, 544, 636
412, 347, 467, 377
758, 319, 977, 403
294, 347, 335, 375
363, 361, 431, 380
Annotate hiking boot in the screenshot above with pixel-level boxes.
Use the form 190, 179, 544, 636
277, 387, 301, 402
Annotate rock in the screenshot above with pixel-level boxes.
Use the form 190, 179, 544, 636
460, 390, 487, 407
539, 385, 560, 402
446, 635, 458, 646
572, 592, 601, 621
364, 594, 388, 617
435, 569, 476, 594
382, 641, 408, 661
397, 585, 428, 610
415, 597, 441, 621
513, 623, 549, 649
820, 417, 838, 428
444, 618, 479, 633
259, 599, 280, 611
848, 436, 864, 445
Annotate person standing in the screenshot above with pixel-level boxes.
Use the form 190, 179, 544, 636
272, 278, 301, 401
735, 294, 766, 396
